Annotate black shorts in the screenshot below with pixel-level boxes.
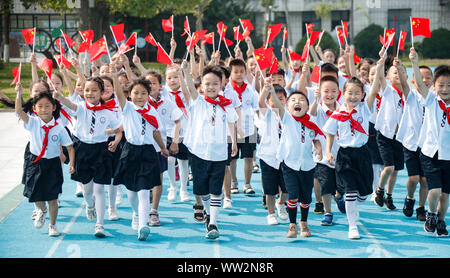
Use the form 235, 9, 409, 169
226, 143, 233, 166
420, 152, 450, 194
368, 123, 383, 165
167, 137, 190, 160
260, 159, 286, 196
232, 134, 257, 159
404, 147, 424, 177
190, 154, 226, 196
281, 162, 314, 204
376, 131, 404, 171
61, 127, 73, 165
71, 141, 113, 185
314, 163, 342, 196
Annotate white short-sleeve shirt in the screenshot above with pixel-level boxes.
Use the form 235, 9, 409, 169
396, 90, 425, 152
314, 102, 340, 168
122, 101, 161, 147
375, 84, 406, 139
257, 107, 282, 169
150, 95, 183, 144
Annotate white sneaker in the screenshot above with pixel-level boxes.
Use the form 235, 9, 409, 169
48, 224, 60, 237
31, 207, 47, 220
34, 209, 46, 229
115, 185, 123, 206
370, 192, 376, 202
108, 208, 119, 221
243, 184, 255, 194
138, 226, 150, 241
231, 181, 239, 194
276, 202, 288, 220
267, 213, 278, 225
348, 226, 360, 239
131, 212, 139, 231
94, 224, 106, 238
223, 198, 233, 209
86, 206, 96, 221
180, 190, 190, 202
167, 188, 177, 202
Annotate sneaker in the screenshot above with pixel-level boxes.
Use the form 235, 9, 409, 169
31, 207, 47, 220
149, 212, 161, 226
138, 226, 151, 241
132, 212, 139, 231
252, 164, 259, 173
94, 224, 106, 238
416, 206, 427, 222
299, 221, 311, 237
108, 208, 119, 221
374, 188, 384, 207
424, 212, 438, 233
321, 213, 333, 226
262, 195, 267, 209
243, 184, 255, 194
286, 223, 298, 238
370, 192, 376, 202
334, 196, 346, 214
86, 206, 96, 221
223, 198, 233, 209
402, 198, 415, 217
206, 224, 220, 239
436, 220, 449, 237
313, 202, 324, 214
48, 224, 60, 237
115, 186, 123, 206
33, 210, 46, 229
180, 190, 190, 202
275, 202, 288, 221
348, 226, 360, 239
384, 196, 396, 210
231, 181, 239, 194
267, 213, 278, 225
167, 188, 177, 202
75, 183, 83, 198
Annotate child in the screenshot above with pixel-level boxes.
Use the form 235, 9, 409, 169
270, 86, 324, 238
15, 85, 75, 237
54, 76, 122, 238
309, 76, 346, 226
226, 58, 259, 195
182, 62, 238, 239
145, 69, 183, 226
258, 80, 289, 225
323, 74, 379, 239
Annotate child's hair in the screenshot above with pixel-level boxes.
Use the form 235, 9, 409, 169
267, 84, 287, 100
384, 55, 395, 76
287, 90, 309, 106
418, 65, 433, 76
173, 58, 183, 65
125, 77, 151, 95
32, 91, 61, 120
202, 65, 223, 81
30, 80, 51, 93
267, 68, 286, 77
85, 77, 105, 92
321, 63, 339, 76
118, 72, 129, 81
194, 77, 202, 90
319, 76, 339, 88
229, 58, 247, 71
433, 65, 450, 83
343, 77, 365, 94
99, 75, 113, 86
43, 72, 64, 86
357, 58, 375, 70
23, 80, 51, 114
145, 69, 163, 84
218, 65, 231, 80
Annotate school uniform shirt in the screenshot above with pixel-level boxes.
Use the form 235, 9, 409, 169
276, 112, 320, 171
375, 83, 407, 139
323, 101, 371, 148
418, 93, 450, 160
220, 90, 241, 139
257, 106, 282, 169
162, 86, 190, 138
25, 116, 73, 159
183, 95, 238, 161
314, 102, 340, 168
106, 97, 123, 138
122, 101, 161, 149
368, 84, 385, 124
338, 71, 350, 91
149, 95, 183, 145
396, 90, 425, 152
224, 81, 259, 137
74, 101, 121, 144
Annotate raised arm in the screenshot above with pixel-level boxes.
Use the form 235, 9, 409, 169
297, 62, 310, 93
120, 54, 138, 81
309, 45, 321, 66
196, 46, 205, 76
169, 38, 177, 61
367, 56, 385, 110
53, 89, 78, 112
59, 64, 75, 97
181, 60, 199, 101
409, 47, 428, 99
132, 54, 148, 76
394, 57, 410, 98
30, 54, 39, 83
281, 45, 288, 70
315, 45, 325, 62
111, 62, 126, 110
269, 80, 285, 119
15, 83, 29, 124
309, 87, 321, 116
258, 77, 273, 115
347, 46, 357, 78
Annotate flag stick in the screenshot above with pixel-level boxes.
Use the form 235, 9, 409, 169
264, 29, 271, 49
224, 39, 233, 58
212, 32, 216, 55
305, 24, 311, 61
18, 63, 22, 84
396, 31, 402, 58
336, 27, 342, 49
109, 26, 120, 49
185, 33, 194, 60
410, 17, 414, 48
383, 33, 395, 58
104, 35, 112, 63
317, 30, 324, 47
134, 33, 138, 56
341, 20, 348, 46
171, 15, 174, 39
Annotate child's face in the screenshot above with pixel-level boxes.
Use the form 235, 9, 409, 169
368, 66, 377, 85
33, 97, 56, 123
320, 81, 339, 106
420, 68, 433, 89
130, 84, 149, 107
166, 68, 181, 91
323, 51, 335, 64
51, 75, 63, 93
247, 58, 257, 75
101, 79, 114, 101
118, 75, 128, 91
31, 83, 48, 98
271, 74, 286, 87
84, 81, 102, 105
202, 73, 221, 99
99, 65, 110, 76
337, 57, 346, 73
230, 65, 246, 85
434, 75, 450, 103
146, 75, 163, 98
343, 83, 364, 109
75, 79, 85, 97
291, 59, 301, 70
268, 92, 287, 109
358, 62, 371, 83
387, 66, 401, 86
221, 74, 229, 91
287, 93, 308, 118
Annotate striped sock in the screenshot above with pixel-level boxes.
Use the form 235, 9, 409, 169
299, 203, 310, 222
287, 200, 298, 224
210, 196, 222, 226
201, 195, 211, 215
345, 191, 358, 227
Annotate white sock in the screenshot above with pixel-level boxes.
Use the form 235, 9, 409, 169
345, 192, 358, 227
179, 159, 189, 193
167, 156, 177, 190
137, 190, 150, 230
83, 180, 94, 208
201, 195, 211, 215
93, 183, 106, 225
108, 184, 117, 209
372, 164, 383, 192
210, 195, 222, 226
127, 190, 139, 214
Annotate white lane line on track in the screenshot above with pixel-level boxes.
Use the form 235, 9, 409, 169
358, 220, 393, 258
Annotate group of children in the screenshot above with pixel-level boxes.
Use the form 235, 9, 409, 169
7, 31, 449, 241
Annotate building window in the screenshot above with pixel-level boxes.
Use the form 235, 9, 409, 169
302, 11, 321, 35
331, 10, 350, 30
388, 9, 412, 41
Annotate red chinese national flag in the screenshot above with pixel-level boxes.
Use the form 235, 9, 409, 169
411, 17, 431, 38
202, 32, 214, 45
301, 39, 310, 61
186, 30, 208, 50
79, 30, 94, 42
384, 28, 395, 46
11, 64, 21, 85
125, 32, 137, 46
233, 26, 244, 41
88, 37, 108, 62
342, 21, 349, 38
181, 17, 190, 36
336, 28, 345, 46
55, 38, 65, 54
283, 27, 288, 41
144, 32, 157, 46
240, 19, 254, 31
353, 53, 362, 64
268, 57, 279, 75
38, 58, 53, 78
61, 30, 74, 48
306, 23, 315, 34
217, 22, 228, 40
77, 40, 91, 53
309, 31, 321, 46
253, 46, 273, 71
22, 28, 35, 45
157, 43, 173, 65
310, 65, 320, 84
267, 23, 283, 44
162, 16, 174, 32
54, 54, 71, 70
288, 49, 302, 61
398, 31, 407, 50
222, 37, 234, 47
110, 23, 126, 42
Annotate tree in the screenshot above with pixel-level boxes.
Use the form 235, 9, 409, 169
353, 24, 384, 58
421, 28, 450, 59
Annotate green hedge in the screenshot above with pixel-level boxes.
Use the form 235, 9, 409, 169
353, 24, 384, 59
421, 28, 450, 59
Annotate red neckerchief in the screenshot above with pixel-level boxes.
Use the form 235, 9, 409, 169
85, 100, 116, 111
170, 91, 187, 116
376, 93, 383, 113
32, 121, 59, 163
58, 101, 73, 125
330, 108, 368, 135
438, 100, 450, 124
342, 74, 350, 79
148, 97, 164, 110
135, 105, 159, 129
337, 90, 343, 103
320, 101, 337, 117
204, 95, 232, 111
230, 80, 247, 102
291, 113, 325, 138
392, 85, 405, 107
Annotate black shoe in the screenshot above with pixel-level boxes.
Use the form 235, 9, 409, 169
314, 202, 324, 214
436, 220, 449, 237
416, 206, 427, 221
403, 198, 414, 216
204, 214, 210, 226
206, 224, 219, 239
424, 212, 438, 233
384, 196, 396, 210
374, 188, 384, 207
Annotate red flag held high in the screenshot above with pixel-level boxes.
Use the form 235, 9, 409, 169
223, 37, 234, 47
55, 38, 65, 54
411, 17, 431, 38
306, 23, 315, 34
217, 22, 228, 40
342, 21, 349, 38
240, 19, 254, 31
283, 27, 288, 41
288, 49, 302, 61
398, 31, 407, 50
336, 28, 345, 46
125, 32, 137, 46
77, 40, 91, 53
186, 30, 208, 50
11, 64, 21, 85
202, 32, 214, 45
309, 31, 321, 46
181, 17, 190, 36
353, 53, 362, 64
80, 30, 94, 42
55, 54, 71, 70
88, 37, 108, 62
162, 16, 174, 32
22, 28, 35, 45
233, 26, 244, 41
38, 58, 53, 78
157, 43, 173, 65
301, 39, 310, 61
384, 28, 395, 46
267, 23, 283, 44
110, 23, 126, 42
61, 30, 74, 48
268, 57, 279, 75
144, 32, 157, 46
253, 46, 273, 71
310, 65, 321, 84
